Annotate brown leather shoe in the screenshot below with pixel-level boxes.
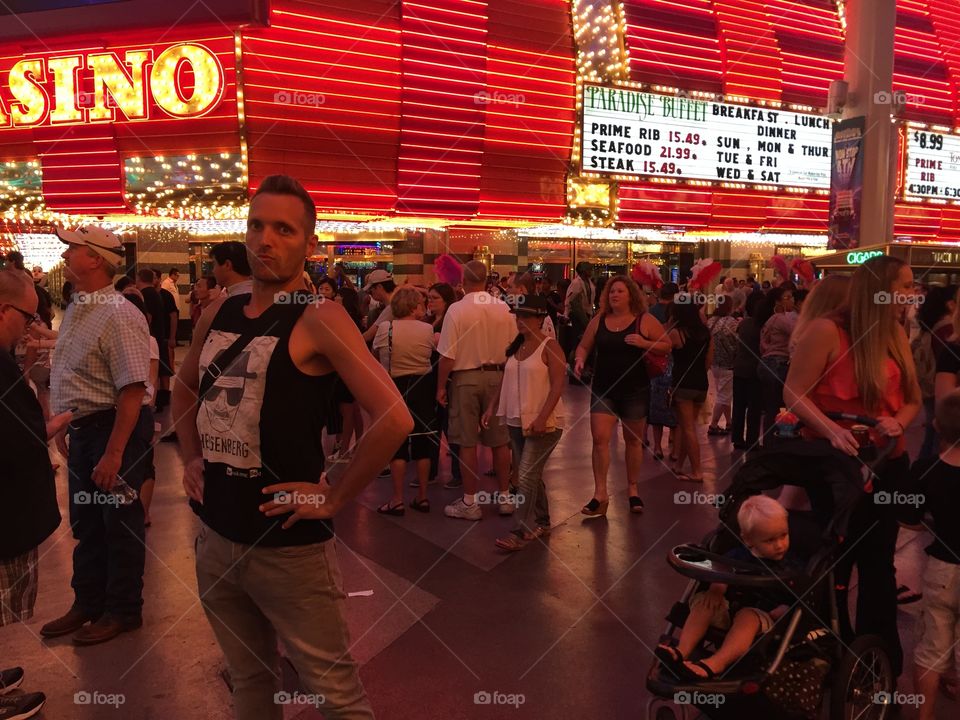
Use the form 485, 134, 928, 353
72, 616, 142, 646
40, 608, 99, 638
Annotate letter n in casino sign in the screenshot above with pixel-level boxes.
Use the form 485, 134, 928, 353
0, 36, 238, 213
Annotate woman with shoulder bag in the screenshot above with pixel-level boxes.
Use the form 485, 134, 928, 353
573, 275, 671, 517
372, 287, 438, 515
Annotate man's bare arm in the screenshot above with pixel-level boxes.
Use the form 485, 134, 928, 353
306, 302, 413, 512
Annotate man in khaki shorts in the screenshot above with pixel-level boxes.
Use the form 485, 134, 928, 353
437, 261, 517, 520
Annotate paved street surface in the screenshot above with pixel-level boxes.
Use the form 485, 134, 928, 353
3, 383, 953, 719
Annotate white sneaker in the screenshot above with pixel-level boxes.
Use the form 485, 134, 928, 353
498, 498, 516, 516
444, 498, 482, 520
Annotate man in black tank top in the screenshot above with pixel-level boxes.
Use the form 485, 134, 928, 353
172, 175, 413, 720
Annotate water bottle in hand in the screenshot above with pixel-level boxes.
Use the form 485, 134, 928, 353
110, 477, 139, 505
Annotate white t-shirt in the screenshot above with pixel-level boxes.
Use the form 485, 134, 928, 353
437, 292, 516, 371
373, 319, 435, 377
144, 336, 159, 405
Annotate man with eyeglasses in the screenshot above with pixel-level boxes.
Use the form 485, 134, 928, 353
41, 225, 153, 646
0, 269, 73, 719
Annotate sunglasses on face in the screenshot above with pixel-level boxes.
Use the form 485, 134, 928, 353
207, 383, 244, 406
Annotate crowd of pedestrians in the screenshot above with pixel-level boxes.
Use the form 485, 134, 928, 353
3, 175, 960, 719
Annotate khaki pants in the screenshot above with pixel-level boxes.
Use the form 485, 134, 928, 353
195, 524, 374, 720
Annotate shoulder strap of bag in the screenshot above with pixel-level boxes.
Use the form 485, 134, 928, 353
198, 326, 262, 402
197, 298, 298, 402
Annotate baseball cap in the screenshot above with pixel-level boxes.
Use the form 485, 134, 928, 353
363, 269, 393, 290
56, 225, 124, 263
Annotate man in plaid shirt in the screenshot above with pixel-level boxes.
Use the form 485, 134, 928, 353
41, 226, 153, 646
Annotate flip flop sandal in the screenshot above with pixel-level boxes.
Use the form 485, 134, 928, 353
377, 502, 405, 516
629, 496, 645, 513
654, 644, 685, 672
896, 584, 922, 605
409, 498, 430, 513
675, 473, 704, 483
681, 660, 717, 680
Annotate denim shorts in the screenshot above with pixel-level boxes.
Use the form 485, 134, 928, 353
590, 388, 649, 421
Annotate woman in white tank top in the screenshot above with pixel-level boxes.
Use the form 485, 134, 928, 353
481, 294, 566, 551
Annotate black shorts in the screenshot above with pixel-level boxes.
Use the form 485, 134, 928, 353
590, 387, 649, 421
158, 345, 174, 378
391, 373, 438, 461
392, 432, 438, 462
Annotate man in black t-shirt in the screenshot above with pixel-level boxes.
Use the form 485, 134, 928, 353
935, 333, 960, 395
902, 390, 960, 720
0, 269, 72, 718
135, 269, 167, 346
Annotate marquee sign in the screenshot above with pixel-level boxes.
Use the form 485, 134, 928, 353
580, 84, 832, 189
904, 129, 960, 200
0, 42, 224, 129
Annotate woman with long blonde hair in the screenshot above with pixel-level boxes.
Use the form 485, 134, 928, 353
574, 275, 671, 516
784, 255, 921, 678
790, 274, 851, 351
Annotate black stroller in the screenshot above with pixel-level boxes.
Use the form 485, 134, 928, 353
646, 415, 897, 720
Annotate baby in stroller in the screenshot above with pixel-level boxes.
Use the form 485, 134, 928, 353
655, 495, 803, 680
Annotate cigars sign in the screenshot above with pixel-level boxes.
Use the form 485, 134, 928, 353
0, 42, 224, 129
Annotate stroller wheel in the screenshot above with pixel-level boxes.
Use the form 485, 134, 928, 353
830, 634, 894, 720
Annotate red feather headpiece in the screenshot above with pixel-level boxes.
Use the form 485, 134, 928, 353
688, 258, 722, 291
433, 254, 463, 286
791, 258, 815, 286
769, 255, 792, 281
630, 260, 663, 290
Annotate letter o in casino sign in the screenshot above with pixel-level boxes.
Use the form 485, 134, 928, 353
150, 44, 224, 118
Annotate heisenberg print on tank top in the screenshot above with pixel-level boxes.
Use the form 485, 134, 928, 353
191, 293, 336, 546
198, 333, 278, 474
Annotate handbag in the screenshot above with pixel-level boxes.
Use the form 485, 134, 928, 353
638, 315, 668, 379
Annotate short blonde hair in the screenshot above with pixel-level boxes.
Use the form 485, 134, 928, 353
390, 285, 423, 319
737, 495, 787, 538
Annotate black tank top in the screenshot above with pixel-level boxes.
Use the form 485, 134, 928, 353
193, 294, 336, 546
592, 314, 649, 397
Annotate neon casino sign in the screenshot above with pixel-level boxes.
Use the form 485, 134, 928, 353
0, 42, 224, 128
845, 250, 884, 265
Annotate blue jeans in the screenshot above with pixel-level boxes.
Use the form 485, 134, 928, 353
67, 406, 152, 619
507, 426, 562, 536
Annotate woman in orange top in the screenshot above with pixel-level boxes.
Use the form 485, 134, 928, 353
785, 256, 921, 677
